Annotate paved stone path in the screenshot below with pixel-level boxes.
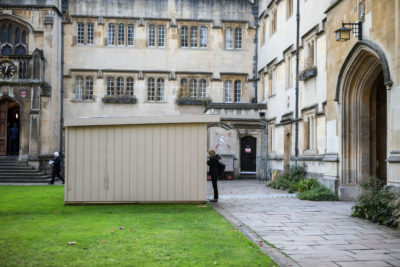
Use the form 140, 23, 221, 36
208, 179, 400, 267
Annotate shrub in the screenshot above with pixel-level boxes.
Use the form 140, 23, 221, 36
297, 178, 319, 193
389, 197, 400, 229
298, 182, 339, 201
352, 177, 399, 227
268, 165, 307, 193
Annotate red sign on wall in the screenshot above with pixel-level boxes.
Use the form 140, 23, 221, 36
20, 90, 27, 98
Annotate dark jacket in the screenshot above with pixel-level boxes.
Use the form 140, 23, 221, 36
53, 156, 61, 172
9, 126, 19, 140
207, 155, 220, 179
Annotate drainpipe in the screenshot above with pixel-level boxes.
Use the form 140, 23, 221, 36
294, 0, 300, 165
252, 1, 259, 103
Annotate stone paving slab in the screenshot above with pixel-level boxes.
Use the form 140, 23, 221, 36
209, 179, 400, 267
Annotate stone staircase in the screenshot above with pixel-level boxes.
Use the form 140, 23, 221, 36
0, 156, 51, 183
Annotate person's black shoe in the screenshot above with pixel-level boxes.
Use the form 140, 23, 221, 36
209, 199, 218, 202
48, 182, 54, 185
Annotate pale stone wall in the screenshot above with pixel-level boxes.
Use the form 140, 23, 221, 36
0, 2, 62, 167
257, 0, 332, 184
325, 0, 400, 193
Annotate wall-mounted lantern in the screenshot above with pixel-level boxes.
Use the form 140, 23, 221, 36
335, 21, 362, 42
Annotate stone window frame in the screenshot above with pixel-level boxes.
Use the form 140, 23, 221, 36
303, 34, 317, 69
77, 22, 85, 45
0, 20, 28, 56
285, 52, 293, 89
223, 23, 245, 50
105, 75, 136, 97
103, 19, 137, 47
222, 75, 246, 103
286, 0, 294, 20
269, 6, 278, 36
302, 109, 317, 154
73, 74, 95, 101
86, 23, 94, 45
178, 22, 210, 49
72, 18, 97, 46
178, 75, 209, 99
267, 67, 276, 97
146, 21, 167, 48
117, 24, 125, 46
268, 122, 276, 153
146, 76, 166, 102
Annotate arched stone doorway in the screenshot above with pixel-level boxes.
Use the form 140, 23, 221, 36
0, 99, 21, 156
337, 42, 391, 199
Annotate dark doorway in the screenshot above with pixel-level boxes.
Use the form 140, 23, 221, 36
369, 72, 387, 183
0, 99, 20, 156
240, 136, 256, 172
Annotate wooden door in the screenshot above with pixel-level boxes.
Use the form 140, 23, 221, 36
0, 100, 8, 156
240, 136, 257, 172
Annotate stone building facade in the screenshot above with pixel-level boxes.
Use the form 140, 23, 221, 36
0, 0, 63, 169
258, 0, 400, 200
63, 0, 267, 178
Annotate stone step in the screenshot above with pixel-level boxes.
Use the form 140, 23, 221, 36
0, 166, 34, 170
0, 156, 19, 160
0, 177, 51, 183
0, 169, 46, 175
0, 171, 48, 177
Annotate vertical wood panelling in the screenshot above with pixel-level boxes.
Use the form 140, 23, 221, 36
114, 127, 123, 201
152, 126, 161, 201
190, 125, 198, 200
175, 126, 183, 200
76, 128, 84, 201
66, 122, 209, 203
198, 124, 207, 200
129, 127, 138, 201
160, 126, 168, 201
98, 127, 107, 201
65, 128, 71, 201
182, 125, 191, 200
83, 128, 92, 201
106, 127, 115, 201
91, 127, 99, 201
137, 126, 145, 201
167, 125, 176, 201
122, 126, 130, 201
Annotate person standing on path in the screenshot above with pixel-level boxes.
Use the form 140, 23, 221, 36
207, 149, 220, 202
8, 123, 19, 155
49, 152, 64, 185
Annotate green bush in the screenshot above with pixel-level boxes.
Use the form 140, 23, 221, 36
298, 181, 339, 201
352, 177, 399, 227
269, 165, 307, 192
297, 178, 319, 193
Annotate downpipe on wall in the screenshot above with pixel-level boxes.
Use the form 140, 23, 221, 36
294, 0, 300, 165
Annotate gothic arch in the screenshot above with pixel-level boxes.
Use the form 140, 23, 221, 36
336, 41, 390, 188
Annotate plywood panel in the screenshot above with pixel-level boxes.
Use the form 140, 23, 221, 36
91, 127, 99, 201
98, 127, 107, 201
160, 126, 168, 201
76, 128, 84, 201
167, 125, 176, 201
198, 124, 207, 200
137, 125, 145, 201
114, 127, 123, 201
106, 127, 115, 201
190, 125, 198, 200
182, 125, 191, 201
83, 128, 92, 202
175, 126, 183, 201
152, 125, 161, 201
144, 126, 153, 201
121, 126, 130, 201
129, 127, 138, 201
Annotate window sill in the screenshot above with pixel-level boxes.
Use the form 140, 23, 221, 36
71, 99, 95, 103
299, 66, 318, 81
176, 97, 211, 105
145, 100, 167, 103
102, 96, 137, 104
268, 94, 276, 98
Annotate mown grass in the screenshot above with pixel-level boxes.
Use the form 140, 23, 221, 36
0, 186, 275, 266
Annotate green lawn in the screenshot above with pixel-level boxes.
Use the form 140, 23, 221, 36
0, 186, 275, 266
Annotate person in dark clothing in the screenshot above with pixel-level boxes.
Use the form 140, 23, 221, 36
207, 149, 220, 202
8, 123, 19, 155
49, 152, 64, 185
